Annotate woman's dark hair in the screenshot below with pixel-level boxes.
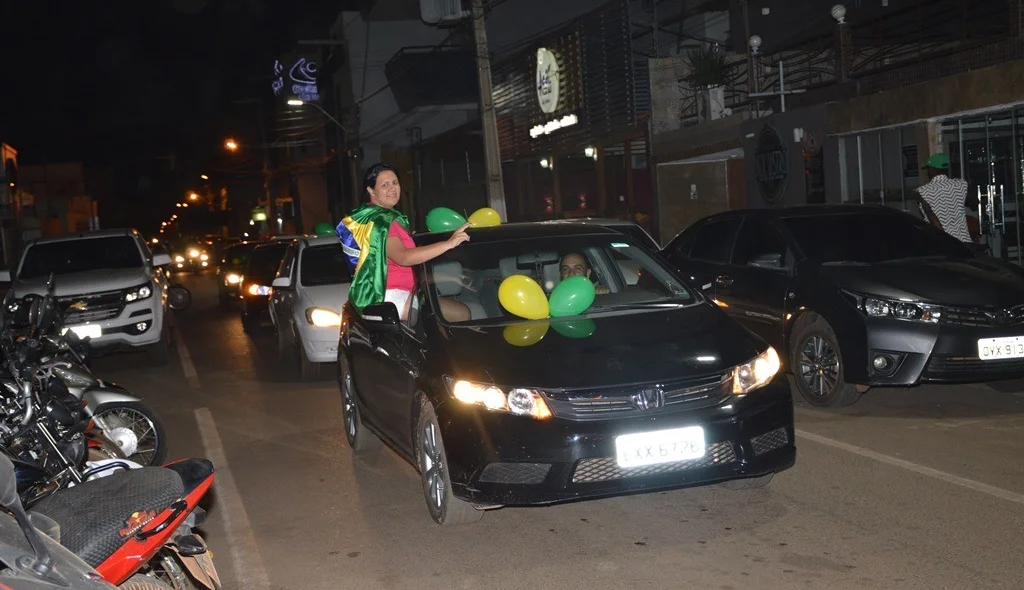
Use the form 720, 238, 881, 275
363, 162, 398, 191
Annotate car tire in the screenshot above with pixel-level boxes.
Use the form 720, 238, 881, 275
299, 343, 319, 381
415, 396, 483, 526
241, 311, 258, 334
147, 321, 170, 366
790, 315, 861, 407
339, 355, 379, 452
275, 326, 291, 362
718, 473, 774, 490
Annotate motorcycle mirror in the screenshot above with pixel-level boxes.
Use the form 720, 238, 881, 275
0, 453, 19, 508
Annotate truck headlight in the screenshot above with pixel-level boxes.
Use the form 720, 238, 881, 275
732, 346, 781, 396
124, 283, 154, 303
444, 377, 552, 420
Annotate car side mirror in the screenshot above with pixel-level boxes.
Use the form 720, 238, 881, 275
153, 253, 172, 267
362, 302, 401, 329
272, 277, 292, 289
0, 269, 11, 282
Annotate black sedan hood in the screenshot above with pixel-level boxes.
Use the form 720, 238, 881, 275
818, 257, 1024, 307
441, 304, 765, 390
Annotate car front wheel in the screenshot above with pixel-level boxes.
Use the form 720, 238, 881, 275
415, 397, 482, 526
790, 315, 861, 407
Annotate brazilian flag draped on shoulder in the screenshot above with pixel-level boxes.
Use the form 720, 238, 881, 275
336, 204, 410, 312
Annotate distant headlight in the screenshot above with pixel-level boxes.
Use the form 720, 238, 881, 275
124, 283, 154, 303
444, 377, 552, 420
225, 273, 242, 285
200, 253, 209, 261
845, 291, 941, 323
247, 284, 271, 296
174, 255, 185, 263
306, 307, 341, 327
732, 346, 781, 396
188, 248, 200, 258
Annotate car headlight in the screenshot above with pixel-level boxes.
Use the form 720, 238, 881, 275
732, 346, 781, 396
124, 283, 154, 303
188, 248, 200, 258
444, 377, 552, 420
225, 273, 242, 285
845, 291, 941, 323
200, 253, 209, 261
247, 283, 271, 296
306, 307, 341, 327
174, 255, 185, 263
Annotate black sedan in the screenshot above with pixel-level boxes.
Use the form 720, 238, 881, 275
217, 240, 266, 306
240, 240, 291, 332
338, 222, 795, 525
661, 204, 1024, 408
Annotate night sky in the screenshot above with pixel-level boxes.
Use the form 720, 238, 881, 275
0, 0, 337, 171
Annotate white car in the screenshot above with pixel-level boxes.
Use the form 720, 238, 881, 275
269, 235, 351, 379
0, 229, 173, 364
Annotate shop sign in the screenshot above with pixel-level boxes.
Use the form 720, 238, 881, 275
536, 48, 560, 114
754, 125, 788, 204
271, 57, 319, 103
530, 114, 578, 138
251, 207, 268, 222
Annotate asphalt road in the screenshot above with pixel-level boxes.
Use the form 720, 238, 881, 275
90, 273, 1024, 590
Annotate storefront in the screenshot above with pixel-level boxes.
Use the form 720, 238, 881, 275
491, 0, 653, 227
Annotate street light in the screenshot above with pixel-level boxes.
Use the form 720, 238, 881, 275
188, 192, 200, 201
200, 174, 209, 180
224, 138, 239, 152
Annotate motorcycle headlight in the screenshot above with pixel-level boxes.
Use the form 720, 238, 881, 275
124, 282, 154, 303
444, 377, 552, 420
732, 346, 781, 396
306, 307, 341, 327
845, 291, 941, 323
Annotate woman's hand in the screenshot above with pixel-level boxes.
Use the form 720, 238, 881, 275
445, 223, 471, 251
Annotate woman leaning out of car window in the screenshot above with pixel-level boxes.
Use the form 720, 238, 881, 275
338, 163, 472, 323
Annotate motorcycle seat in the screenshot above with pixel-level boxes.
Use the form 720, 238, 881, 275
29, 467, 184, 568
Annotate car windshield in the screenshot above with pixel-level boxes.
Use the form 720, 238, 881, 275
247, 245, 288, 276
19, 236, 143, 279
781, 212, 973, 264
424, 235, 695, 325
222, 243, 260, 268
609, 224, 659, 250
301, 244, 351, 287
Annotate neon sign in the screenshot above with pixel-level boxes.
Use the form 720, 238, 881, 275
272, 57, 320, 103
530, 114, 578, 138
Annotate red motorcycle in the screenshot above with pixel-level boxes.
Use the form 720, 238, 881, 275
28, 457, 220, 588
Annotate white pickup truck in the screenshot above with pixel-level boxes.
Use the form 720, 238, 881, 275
0, 229, 173, 364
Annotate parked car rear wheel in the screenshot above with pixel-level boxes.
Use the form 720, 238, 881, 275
415, 396, 483, 526
790, 315, 861, 407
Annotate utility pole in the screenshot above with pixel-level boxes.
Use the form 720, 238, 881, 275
471, 0, 507, 221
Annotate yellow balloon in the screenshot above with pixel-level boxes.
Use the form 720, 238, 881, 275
503, 323, 550, 347
498, 275, 549, 320
468, 207, 502, 228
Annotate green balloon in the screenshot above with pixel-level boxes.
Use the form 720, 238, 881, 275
552, 318, 597, 339
313, 222, 335, 236
549, 276, 596, 317
425, 207, 467, 232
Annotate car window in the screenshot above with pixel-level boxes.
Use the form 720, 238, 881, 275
18, 236, 143, 279
277, 245, 297, 280
732, 218, 790, 270
247, 245, 289, 276
689, 218, 743, 262
424, 235, 696, 325
300, 244, 351, 287
222, 243, 258, 267
781, 211, 973, 264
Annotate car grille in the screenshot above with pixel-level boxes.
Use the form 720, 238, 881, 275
543, 373, 731, 421
58, 290, 125, 325
925, 354, 1024, 378
571, 441, 736, 483
751, 427, 790, 456
940, 305, 1024, 328
478, 462, 551, 485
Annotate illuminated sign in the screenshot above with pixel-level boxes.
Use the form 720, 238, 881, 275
272, 57, 320, 103
536, 48, 559, 114
252, 207, 268, 222
530, 114, 578, 138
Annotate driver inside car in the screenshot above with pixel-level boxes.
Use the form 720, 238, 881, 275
558, 252, 610, 295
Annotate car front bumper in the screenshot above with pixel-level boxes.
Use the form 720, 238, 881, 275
437, 379, 795, 506
64, 297, 166, 351
852, 317, 1024, 386
296, 322, 339, 363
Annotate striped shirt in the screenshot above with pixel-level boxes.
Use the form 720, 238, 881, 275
917, 175, 971, 242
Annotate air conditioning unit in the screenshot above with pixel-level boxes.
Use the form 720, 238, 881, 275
421, 0, 469, 25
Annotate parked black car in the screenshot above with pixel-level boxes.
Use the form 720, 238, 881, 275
218, 241, 266, 306
240, 241, 291, 332
339, 222, 795, 526
660, 205, 1024, 407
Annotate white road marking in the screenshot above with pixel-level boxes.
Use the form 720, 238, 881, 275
195, 407, 272, 590
173, 324, 200, 389
796, 429, 1024, 506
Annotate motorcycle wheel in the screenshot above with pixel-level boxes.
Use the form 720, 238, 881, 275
168, 286, 191, 311
92, 401, 168, 467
